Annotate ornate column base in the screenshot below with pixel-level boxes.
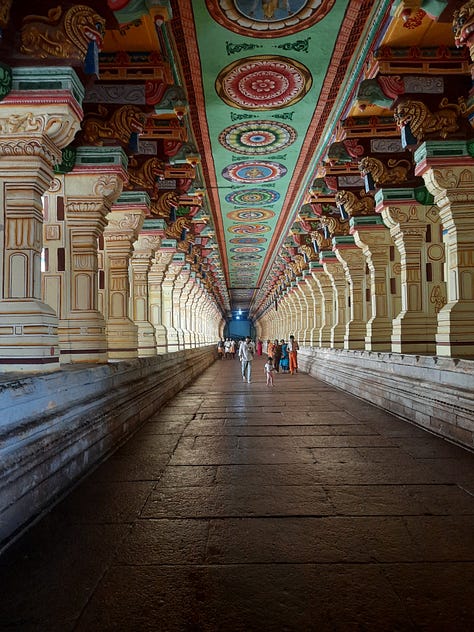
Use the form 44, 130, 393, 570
0, 300, 59, 371
344, 321, 367, 350
391, 314, 438, 354
166, 326, 180, 352
137, 322, 158, 357
106, 319, 139, 360
365, 318, 393, 352
155, 324, 168, 354
58, 315, 107, 364
436, 302, 474, 358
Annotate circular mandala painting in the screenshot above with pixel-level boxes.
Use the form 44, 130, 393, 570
222, 160, 287, 183
228, 223, 272, 234
231, 253, 262, 261
233, 260, 259, 268
225, 188, 280, 206
231, 246, 266, 253
219, 120, 296, 155
227, 208, 275, 222
216, 56, 312, 110
208, 0, 336, 38
230, 236, 267, 244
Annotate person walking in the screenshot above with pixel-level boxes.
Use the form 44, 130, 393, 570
217, 338, 225, 359
239, 335, 255, 383
272, 339, 282, 373
280, 339, 289, 373
288, 334, 299, 375
264, 356, 275, 386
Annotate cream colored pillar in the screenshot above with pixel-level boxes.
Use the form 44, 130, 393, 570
304, 270, 320, 347
0, 67, 83, 371
320, 251, 347, 349
415, 141, 474, 358
351, 216, 401, 351
131, 225, 162, 357
376, 187, 446, 354
296, 277, 310, 346
333, 236, 369, 350
186, 273, 199, 347
162, 253, 185, 351
174, 263, 192, 349
311, 263, 333, 347
103, 194, 145, 359
179, 266, 194, 348
148, 243, 175, 354
43, 147, 127, 364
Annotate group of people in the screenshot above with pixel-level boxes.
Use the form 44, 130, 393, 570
218, 335, 300, 385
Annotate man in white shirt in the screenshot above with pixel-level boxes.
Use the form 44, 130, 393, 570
238, 336, 255, 383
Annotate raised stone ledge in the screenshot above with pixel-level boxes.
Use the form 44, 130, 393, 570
298, 347, 474, 450
0, 347, 216, 552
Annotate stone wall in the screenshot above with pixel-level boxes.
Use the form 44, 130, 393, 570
0, 347, 216, 551
299, 348, 474, 450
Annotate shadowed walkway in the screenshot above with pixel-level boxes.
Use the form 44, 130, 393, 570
1, 357, 474, 631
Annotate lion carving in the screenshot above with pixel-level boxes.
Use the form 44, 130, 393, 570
126, 157, 166, 193
358, 156, 411, 186
335, 190, 375, 217
20, 5, 105, 60
453, 0, 474, 47
394, 98, 465, 141
81, 105, 146, 146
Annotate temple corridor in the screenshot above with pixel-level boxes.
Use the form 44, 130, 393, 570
1, 357, 473, 631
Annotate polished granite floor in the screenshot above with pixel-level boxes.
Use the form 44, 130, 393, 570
1, 356, 474, 631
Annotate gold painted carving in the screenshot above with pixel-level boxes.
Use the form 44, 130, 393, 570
0, 0, 12, 30
335, 190, 375, 217
166, 216, 191, 240
20, 5, 105, 60
150, 192, 180, 217
126, 157, 166, 192
430, 285, 447, 312
358, 156, 411, 186
453, 1, 474, 49
81, 105, 146, 146
394, 98, 466, 141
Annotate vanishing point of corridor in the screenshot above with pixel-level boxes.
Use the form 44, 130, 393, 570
1, 358, 474, 631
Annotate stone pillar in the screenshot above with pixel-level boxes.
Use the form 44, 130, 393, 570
148, 244, 175, 354
415, 141, 474, 358
333, 236, 369, 350
161, 253, 184, 351
351, 216, 401, 351
103, 194, 145, 359
376, 187, 446, 354
130, 225, 162, 357
320, 251, 348, 349
304, 270, 320, 347
179, 267, 194, 348
173, 262, 191, 349
0, 67, 83, 371
310, 262, 333, 347
43, 147, 127, 364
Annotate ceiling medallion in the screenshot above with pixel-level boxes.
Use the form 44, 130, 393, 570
233, 260, 259, 267
228, 223, 272, 234
219, 120, 296, 155
222, 159, 287, 183
216, 56, 312, 110
231, 254, 262, 261
230, 246, 266, 253
227, 208, 275, 221
230, 236, 267, 244
208, 1, 336, 38
225, 188, 280, 205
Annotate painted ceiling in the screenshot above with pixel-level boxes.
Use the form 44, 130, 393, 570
173, 0, 388, 313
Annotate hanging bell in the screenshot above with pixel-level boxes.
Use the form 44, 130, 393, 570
338, 204, 349, 220
323, 225, 330, 239
169, 206, 177, 222
364, 171, 376, 194
128, 132, 139, 154
312, 239, 319, 254
180, 228, 187, 241
401, 122, 417, 149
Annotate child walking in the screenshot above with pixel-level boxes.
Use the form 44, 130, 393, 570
264, 356, 275, 387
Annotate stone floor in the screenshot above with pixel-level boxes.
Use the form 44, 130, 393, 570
1, 356, 474, 631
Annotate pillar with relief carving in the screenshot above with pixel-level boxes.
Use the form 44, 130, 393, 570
0, 67, 84, 371
43, 147, 127, 364
310, 262, 334, 348
161, 252, 184, 352
102, 193, 146, 359
351, 216, 401, 351
333, 236, 369, 350
130, 218, 164, 357
376, 187, 446, 354
320, 251, 348, 349
175, 263, 192, 349
415, 140, 474, 357
148, 242, 175, 354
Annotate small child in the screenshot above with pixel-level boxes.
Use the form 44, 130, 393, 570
264, 356, 275, 387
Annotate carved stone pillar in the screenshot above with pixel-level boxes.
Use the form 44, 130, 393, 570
185, 273, 199, 347
310, 262, 333, 347
0, 67, 83, 371
131, 227, 162, 357
43, 147, 127, 364
148, 243, 175, 354
376, 187, 446, 354
415, 140, 474, 357
320, 251, 348, 349
333, 236, 369, 350
351, 216, 401, 351
162, 253, 184, 352
304, 269, 320, 347
175, 263, 192, 349
103, 195, 145, 359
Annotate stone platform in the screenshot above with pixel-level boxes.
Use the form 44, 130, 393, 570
1, 355, 473, 630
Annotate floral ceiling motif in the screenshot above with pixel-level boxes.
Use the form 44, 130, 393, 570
215, 56, 312, 110
207, 0, 336, 38
226, 208, 276, 221
218, 120, 297, 154
222, 159, 288, 182
225, 188, 280, 206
